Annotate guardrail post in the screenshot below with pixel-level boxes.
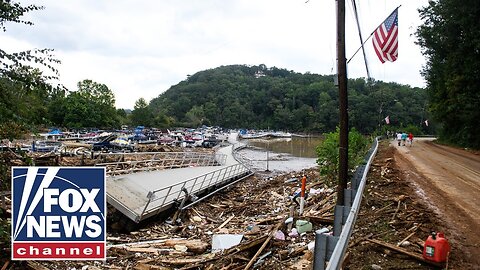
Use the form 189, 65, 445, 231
313, 233, 340, 270
333, 205, 344, 236
344, 188, 354, 208
333, 204, 350, 233
351, 165, 365, 190
313, 232, 328, 270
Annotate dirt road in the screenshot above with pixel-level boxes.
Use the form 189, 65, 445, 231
393, 138, 480, 265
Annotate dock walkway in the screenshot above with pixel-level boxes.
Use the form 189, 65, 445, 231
105, 134, 252, 222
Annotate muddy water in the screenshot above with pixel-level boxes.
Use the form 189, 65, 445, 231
238, 136, 323, 173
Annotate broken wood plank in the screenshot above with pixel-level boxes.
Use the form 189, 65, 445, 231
208, 203, 225, 208
107, 236, 131, 242
397, 224, 422, 247
137, 259, 155, 264
317, 203, 335, 215
310, 192, 335, 208
278, 245, 308, 260
205, 215, 220, 223
172, 232, 261, 268
347, 233, 374, 249
217, 214, 235, 230
391, 201, 401, 222
191, 207, 206, 219
158, 257, 212, 266
244, 218, 285, 270
164, 239, 209, 254
301, 215, 334, 224
1, 260, 10, 270
124, 247, 173, 254
224, 235, 268, 255
108, 238, 174, 248
407, 223, 422, 231
367, 238, 442, 267
83, 266, 103, 270
134, 263, 171, 270
374, 202, 394, 214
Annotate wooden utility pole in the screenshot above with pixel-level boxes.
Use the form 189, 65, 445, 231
336, 0, 348, 206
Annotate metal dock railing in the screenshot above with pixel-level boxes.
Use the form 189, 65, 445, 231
104, 144, 252, 223
95, 151, 227, 175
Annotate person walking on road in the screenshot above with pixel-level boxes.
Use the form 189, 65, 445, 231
401, 132, 407, 146
408, 132, 414, 147
396, 132, 402, 146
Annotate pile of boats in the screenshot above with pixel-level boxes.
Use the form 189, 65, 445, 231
0, 127, 297, 155
0, 126, 230, 154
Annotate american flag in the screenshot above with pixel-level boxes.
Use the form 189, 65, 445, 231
373, 8, 398, 63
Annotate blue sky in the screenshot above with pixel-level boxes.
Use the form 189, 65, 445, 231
0, 0, 429, 109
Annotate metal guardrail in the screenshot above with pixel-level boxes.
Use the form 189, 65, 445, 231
136, 162, 250, 222
176, 143, 255, 211
95, 151, 227, 175
103, 142, 254, 223
232, 143, 254, 171
313, 137, 379, 270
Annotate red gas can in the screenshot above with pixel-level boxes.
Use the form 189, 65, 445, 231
423, 232, 450, 263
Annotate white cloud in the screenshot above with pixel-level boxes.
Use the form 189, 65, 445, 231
1, 0, 428, 109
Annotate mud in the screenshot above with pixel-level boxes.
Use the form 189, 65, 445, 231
346, 140, 479, 269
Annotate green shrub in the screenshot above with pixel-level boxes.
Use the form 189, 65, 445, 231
316, 127, 369, 187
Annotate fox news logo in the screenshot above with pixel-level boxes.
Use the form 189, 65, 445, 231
12, 167, 106, 260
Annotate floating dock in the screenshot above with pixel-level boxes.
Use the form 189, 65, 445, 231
100, 137, 252, 223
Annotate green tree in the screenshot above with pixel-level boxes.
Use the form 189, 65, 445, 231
0, 68, 57, 134
63, 80, 118, 128
1, 1, 59, 84
416, 0, 480, 148
1, 1, 62, 245
130, 98, 153, 126
46, 87, 67, 126
1, 1, 60, 141
116, 108, 131, 126
185, 105, 205, 127
148, 64, 428, 133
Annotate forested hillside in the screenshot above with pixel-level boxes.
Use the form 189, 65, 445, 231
149, 64, 429, 134
416, 0, 480, 148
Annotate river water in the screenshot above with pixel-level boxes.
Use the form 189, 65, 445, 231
237, 136, 323, 174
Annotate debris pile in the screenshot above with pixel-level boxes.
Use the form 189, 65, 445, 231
13, 169, 336, 270
345, 142, 471, 269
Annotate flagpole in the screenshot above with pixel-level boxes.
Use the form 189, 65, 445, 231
347, 5, 401, 64
347, 32, 374, 64
351, 0, 370, 79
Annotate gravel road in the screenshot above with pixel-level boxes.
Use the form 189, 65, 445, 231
393, 138, 480, 266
